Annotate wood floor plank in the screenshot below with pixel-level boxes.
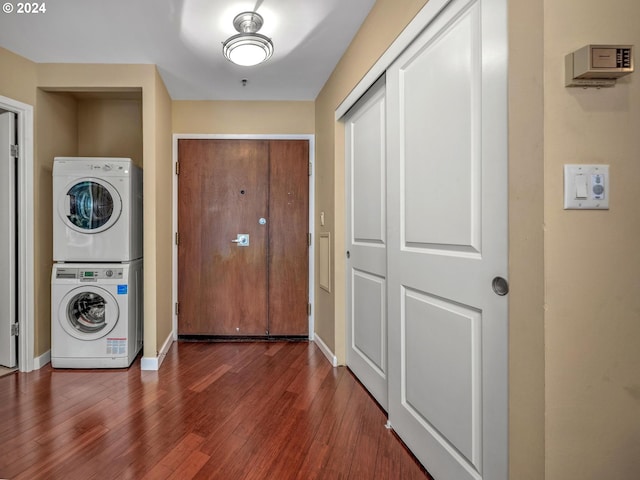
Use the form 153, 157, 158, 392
166, 450, 210, 480
0, 342, 433, 480
13, 424, 110, 480
187, 363, 232, 393
163, 432, 206, 468
265, 363, 351, 478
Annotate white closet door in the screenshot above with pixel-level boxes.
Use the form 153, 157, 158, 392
0, 111, 17, 368
345, 77, 388, 410
386, 0, 508, 478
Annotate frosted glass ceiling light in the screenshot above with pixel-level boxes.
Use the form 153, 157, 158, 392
223, 12, 274, 67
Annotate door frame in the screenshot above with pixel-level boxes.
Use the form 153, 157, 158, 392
0, 95, 35, 372
171, 134, 315, 341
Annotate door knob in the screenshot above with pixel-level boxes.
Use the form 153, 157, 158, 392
231, 234, 250, 246
492, 276, 509, 296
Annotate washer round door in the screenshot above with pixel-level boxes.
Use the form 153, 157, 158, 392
57, 178, 123, 234
58, 286, 120, 340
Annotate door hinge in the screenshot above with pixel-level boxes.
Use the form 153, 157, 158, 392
10, 145, 18, 158
308, 233, 312, 246
307, 303, 312, 316
175, 162, 180, 175
308, 161, 312, 176
175, 302, 179, 316
175, 232, 179, 245
10, 323, 19, 336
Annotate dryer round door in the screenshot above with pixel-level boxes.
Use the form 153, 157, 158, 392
57, 178, 123, 234
58, 286, 120, 341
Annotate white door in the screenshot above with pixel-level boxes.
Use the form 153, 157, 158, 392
386, 0, 508, 478
345, 77, 388, 410
0, 111, 17, 368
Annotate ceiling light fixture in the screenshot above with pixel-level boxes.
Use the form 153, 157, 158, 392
222, 12, 274, 67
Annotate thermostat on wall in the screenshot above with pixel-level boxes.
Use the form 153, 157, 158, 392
565, 44, 634, 88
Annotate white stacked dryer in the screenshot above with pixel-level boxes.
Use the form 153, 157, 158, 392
53, 157, 143, 262
51, 157, 143, 369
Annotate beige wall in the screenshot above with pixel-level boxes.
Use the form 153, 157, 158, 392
152, 69, 174, 356
508, 0, 546, 478
77, 96, 144, 167
544, 1, 640, 478
0, 47, 36, 105
314, 0, 429, 360
34, 90, 78, 355
32, 63, 170, 362
172, 100, 314, 134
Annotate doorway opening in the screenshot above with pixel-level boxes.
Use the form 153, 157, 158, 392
0, 95, 35, 372
172, 134, 315, 342
0, 108, 17, 371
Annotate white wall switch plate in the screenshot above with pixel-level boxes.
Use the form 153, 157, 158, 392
564, 164, 610, 209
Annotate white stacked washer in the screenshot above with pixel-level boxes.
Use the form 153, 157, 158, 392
51, 157, 143, 369
51, 260, 143, 368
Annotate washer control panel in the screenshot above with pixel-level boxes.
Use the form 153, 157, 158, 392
56, 267, 124, 281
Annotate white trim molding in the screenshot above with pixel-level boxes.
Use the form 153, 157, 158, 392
314, 332, 338, 367
0, 95, 35, 373
33, 349, 51, 370
141, 332, 174, 371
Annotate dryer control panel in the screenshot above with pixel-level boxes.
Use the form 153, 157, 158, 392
56, 267, 124, 281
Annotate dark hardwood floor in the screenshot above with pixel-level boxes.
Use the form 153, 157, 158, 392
0, 341, 433, 480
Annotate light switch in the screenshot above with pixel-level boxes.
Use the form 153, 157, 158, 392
564, 164, 609, 209
574, 174, 588, 199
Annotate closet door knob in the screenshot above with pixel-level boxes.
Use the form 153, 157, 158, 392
492, 277, 509, 296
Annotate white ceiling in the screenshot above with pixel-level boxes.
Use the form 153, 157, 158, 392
0, 0, 376, 100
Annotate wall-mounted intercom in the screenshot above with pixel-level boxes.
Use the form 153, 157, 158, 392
565, 44, 634, 88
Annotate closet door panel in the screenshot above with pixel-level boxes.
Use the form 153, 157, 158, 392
346, 77, 388, 410
387, 0, 508, 478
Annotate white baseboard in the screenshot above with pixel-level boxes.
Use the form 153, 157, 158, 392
33, 349, 51, 370
140, 356, 158, 371
141, 331, 174, 371
313, 333, 338, 367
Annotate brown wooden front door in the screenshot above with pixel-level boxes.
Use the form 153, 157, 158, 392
177, 139, 309, 337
